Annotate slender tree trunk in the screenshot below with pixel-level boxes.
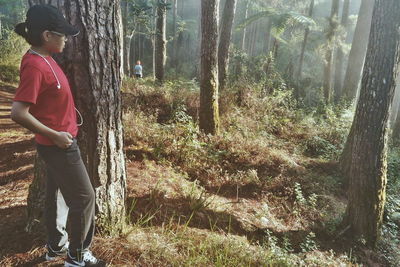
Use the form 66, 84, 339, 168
179, 0, 184, 16
26, 0, 127, 232
155, 0, 167, 83
172, 0, 178, 72
241, 0, 249, 51
391, 98, 400, 146
389, 78, 400, 126
130, 33, 136, 75
343, 0, 400, 248
152, 5, 156, 80
342, 0, 374, 102
200, 0, 220, 135
141, 27, 145, 63
195, 3, 202, 80
334, 0, 350, 102
323, 0, 339, 104
297, 0, 314, 79
137, 25, 141, 63
122, 0, 130, 76
218, 0, 237, 91
126, 31, 134, 77
392, 101, 400, 144
294, 0, 315, 100
390, 78, 400, 141
246, 11, 255, 55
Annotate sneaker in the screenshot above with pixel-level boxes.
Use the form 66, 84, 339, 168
64, 251, 106, 267
45, 241, 69, 261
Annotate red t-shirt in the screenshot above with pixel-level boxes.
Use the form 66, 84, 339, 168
13, 52, 78, 145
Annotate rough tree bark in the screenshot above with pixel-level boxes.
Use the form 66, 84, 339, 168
342, 0, 400, 247
339, 0, 376, 184
218, 0, 237, 91
200, 0, 220, 135
155, 0, 167, 83
26, 0, 127, 233
342, 0, 374, 102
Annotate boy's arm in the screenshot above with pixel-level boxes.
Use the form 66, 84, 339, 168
11, 101, 73, 148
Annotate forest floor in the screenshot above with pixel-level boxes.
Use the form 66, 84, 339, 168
0, 81, 394, 267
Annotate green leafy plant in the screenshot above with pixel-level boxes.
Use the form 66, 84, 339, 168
300, 232, 319, 252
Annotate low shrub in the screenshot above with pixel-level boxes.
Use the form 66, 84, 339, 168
0, 64, 19, 83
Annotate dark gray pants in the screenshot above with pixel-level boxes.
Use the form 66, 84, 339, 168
37, 139, 95, 258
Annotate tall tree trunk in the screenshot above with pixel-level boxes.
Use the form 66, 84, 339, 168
121, 0, 130, 76
392, 102, 400, 144
333, 0, 350, 102
195, 3, 202, 80
240, 0, 249, 51
140, 26, 145, 63
218, 0, 237, 91
155, 0, 167, 83
340, 0, 375, 177
342, 0, 374, 102
152, 5, 156, 79
130, 32, 136, 73
245, 10, 255, 55
343, 0, 400, 248
172, 0, 178, 72
200, 0, 220, 135
297, 0, 314, 82
390, 77, 400, 123
323, 0, 340, 104
126, 31, 135, 77
295, 0, 315, 100
26, 0, 127, 232
390, 78, 400, 142
179, 0, 184, 17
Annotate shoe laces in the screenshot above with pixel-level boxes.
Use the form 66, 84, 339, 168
83, 250, 97, 263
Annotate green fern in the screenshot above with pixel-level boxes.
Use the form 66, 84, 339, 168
236, 8, 316, 42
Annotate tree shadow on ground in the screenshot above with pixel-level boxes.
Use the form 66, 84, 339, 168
0, 206, 45, 257
128, 194, 315, 253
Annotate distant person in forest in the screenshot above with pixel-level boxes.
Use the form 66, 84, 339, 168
134, 60, 143, 78
12, 4, 105, 267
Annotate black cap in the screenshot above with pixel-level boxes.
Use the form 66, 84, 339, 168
26, 4, 79, 36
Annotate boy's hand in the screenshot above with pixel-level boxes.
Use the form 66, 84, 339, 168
52, 131, 73, 149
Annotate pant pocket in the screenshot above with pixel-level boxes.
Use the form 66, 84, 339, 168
65, 143, 81, 165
